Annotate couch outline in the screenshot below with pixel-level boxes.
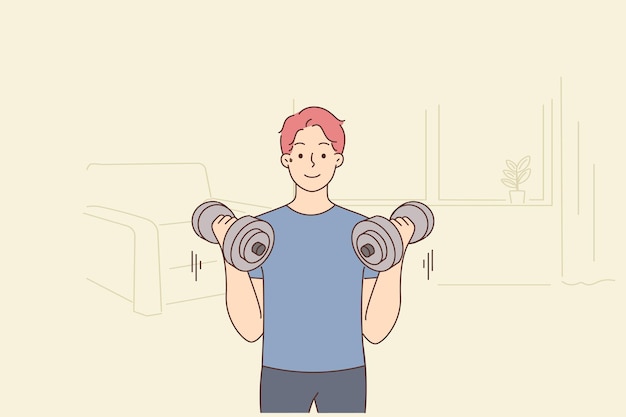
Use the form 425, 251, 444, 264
83, 162, 271, 316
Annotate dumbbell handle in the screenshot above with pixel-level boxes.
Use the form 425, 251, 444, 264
192, 201, 274, 272
361, 243, 376, 258
359, 215, 419, 258
389, 202, 434, 245
212, 215, 267, 256
353, 201, 434, 272
358, 220, 415, 261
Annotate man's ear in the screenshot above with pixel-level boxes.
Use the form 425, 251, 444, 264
281, 153, 291, 168
335, 153, 344, 168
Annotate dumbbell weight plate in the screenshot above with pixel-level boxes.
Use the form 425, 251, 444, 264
352, 216, 403, 272
239, 227, 271, 261
356, 231, 387, 265
223, 216, 274, 271
192, 201, 235, 244
390, 201, 434, 244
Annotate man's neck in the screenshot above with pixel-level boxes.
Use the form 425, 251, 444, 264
288, 186, 334, 215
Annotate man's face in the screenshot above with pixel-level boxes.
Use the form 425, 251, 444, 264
281, 125, 344, 192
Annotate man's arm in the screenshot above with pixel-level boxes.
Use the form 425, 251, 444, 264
362, 217, 414, 344
224, 263, 264, 342
361, 261, 403, 344
214, 215, 263, 343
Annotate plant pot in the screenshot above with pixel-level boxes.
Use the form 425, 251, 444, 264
509, 190, 526, 204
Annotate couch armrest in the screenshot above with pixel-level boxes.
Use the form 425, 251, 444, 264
83, 205, 162, 316
207, 198, 272, 217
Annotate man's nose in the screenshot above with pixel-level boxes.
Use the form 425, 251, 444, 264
310, 152, 315, 167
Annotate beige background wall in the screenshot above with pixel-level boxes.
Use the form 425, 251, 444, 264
2, 1, 624, 416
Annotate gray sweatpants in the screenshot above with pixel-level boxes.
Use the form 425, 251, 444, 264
259, 365, 367, 413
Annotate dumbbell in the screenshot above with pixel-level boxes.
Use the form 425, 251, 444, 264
352, 201, 434, 272
191, 201, 274, 272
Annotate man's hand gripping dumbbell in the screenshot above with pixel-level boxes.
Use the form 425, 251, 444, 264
191, 201, 275, 271
352, 201, 435, 272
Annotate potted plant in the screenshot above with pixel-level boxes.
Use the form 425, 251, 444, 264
501, 155, 531, 204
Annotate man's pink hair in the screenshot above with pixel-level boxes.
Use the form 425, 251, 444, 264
279, 106, 345, 154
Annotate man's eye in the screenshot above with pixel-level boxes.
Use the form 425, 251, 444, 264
298, 153, 303, 158
321, 153, 326, 159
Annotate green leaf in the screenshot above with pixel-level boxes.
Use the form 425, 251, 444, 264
517, 168, 531, 184
517, 155, 531, 171
503, 169, 516, 179
506, 160, 517, 171
501, 178, 517, 188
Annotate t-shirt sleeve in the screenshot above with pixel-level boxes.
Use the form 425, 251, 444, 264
248, 265, 264, 279
363, 266, 379, 279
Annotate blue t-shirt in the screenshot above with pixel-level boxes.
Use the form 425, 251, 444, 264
248, 205, 379, 372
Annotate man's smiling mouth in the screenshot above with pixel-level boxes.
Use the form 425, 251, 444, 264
304, 174, 321, 178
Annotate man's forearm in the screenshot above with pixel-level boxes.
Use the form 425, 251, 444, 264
363, 261, 403, 344
224, 263, 263, 342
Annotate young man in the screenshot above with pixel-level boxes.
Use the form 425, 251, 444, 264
212, 106, 414, 413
